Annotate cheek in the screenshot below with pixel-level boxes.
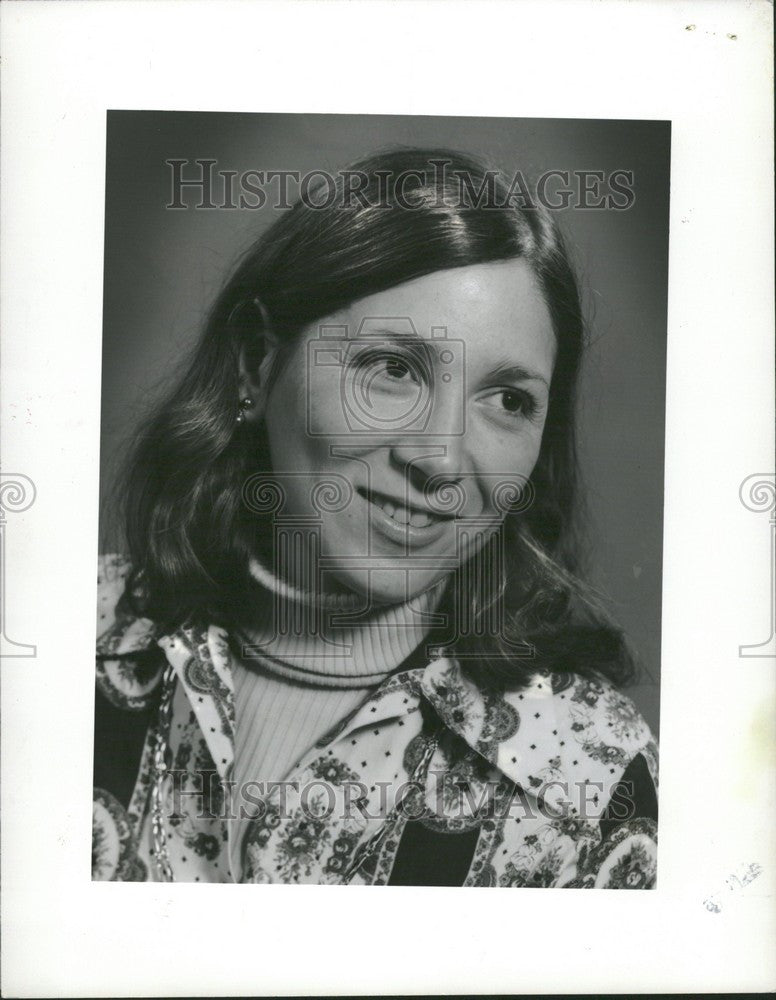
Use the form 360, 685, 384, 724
470, 423, 546, 519
263, 362, 321, 468
264, 367, 301, 449
261, 362, 361, 518
476, 424, 545, 478
269, 349, 354, 443
522, 428, 546, 476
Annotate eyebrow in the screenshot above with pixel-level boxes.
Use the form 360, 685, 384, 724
353, 325, 439, 359
355, 327, 550, 389
486, 361, 550, 390
357, 325, 425, 342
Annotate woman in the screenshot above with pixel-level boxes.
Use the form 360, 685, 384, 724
93, 148, 658, 886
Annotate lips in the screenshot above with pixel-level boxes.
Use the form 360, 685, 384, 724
359, 487, 453, 526
356, 486, 455, 546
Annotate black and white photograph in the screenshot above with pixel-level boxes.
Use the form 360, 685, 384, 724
1, 2, 773, 996
94, 113, 668, 887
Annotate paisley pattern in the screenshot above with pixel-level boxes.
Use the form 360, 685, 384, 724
92, 788, 147, 882
571, 817, 658, 889
96, 554, 165, 710
93, 555, 659, 887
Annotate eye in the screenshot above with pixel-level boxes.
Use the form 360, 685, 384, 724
355, 349, 425, 387
498, 389, 539, 418
480, 387, 542, 424
382, 355, 416, 382
500, 390, 529, 414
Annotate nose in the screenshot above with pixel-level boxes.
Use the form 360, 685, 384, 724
389, 383, 470, 497
389, 440, 467, 518
391, 439, 466, 485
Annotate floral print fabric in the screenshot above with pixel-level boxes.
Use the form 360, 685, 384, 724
93, 555, 659, 887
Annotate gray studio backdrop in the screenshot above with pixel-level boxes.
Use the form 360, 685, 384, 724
99, 112, 669, 735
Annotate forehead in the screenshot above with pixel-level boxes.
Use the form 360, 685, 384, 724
327, 259, 557, 374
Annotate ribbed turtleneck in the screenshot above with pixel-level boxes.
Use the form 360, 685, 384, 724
238, 556, 446, 685
228, 558, 446, 879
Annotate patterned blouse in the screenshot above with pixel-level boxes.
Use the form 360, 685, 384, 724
93, 554, 659, 887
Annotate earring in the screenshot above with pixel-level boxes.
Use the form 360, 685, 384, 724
235, 397, 254, 424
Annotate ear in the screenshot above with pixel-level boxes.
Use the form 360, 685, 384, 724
237, 326, 281, 424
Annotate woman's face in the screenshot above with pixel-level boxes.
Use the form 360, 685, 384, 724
260, 259, 556, 605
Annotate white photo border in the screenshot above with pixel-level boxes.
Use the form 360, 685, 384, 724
1, 1, 774, 996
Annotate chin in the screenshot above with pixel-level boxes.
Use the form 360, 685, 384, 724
330, 564, 448, 607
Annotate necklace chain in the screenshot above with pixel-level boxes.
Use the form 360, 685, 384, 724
151, 664, 177, 882
341, 727, 441, 883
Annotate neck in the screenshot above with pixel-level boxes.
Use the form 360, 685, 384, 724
235, 556, 447, 686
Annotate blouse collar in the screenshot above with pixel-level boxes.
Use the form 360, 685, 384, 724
100, 601, 651, 818
153, 618, 569, 805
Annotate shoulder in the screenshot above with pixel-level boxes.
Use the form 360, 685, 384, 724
96, 553, 166, 710
423, 657, 658, 804
545, 670, 658, 773
496, 671, 659, 889
497, 668, 658, 815
94, 555, 166, 826
97, 553, 134, 638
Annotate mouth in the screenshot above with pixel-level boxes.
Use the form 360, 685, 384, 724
356, 486, 455, 544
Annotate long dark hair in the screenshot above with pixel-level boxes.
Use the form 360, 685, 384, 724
115, 147, 635, 689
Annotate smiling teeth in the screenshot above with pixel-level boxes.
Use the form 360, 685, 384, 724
373, 495, 433, 528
